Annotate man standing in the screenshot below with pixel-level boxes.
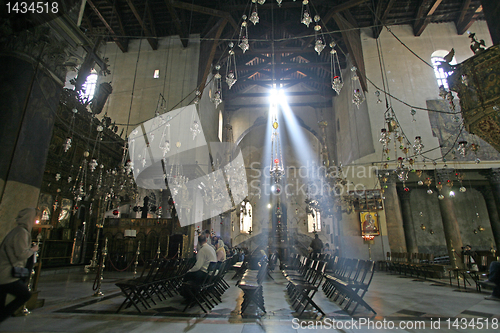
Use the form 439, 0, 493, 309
310, 234, 323, 255
185, 234, 217, 283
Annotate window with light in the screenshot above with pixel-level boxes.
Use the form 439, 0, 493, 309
218, 110, 223, 142
308, 210, 321, 233
240, 201, 252, 233
431, 50, 456, 90
81, 73, 98, 101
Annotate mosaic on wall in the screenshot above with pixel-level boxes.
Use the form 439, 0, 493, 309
427, 99, 500, 161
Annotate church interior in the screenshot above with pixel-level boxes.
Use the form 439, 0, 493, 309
1, 0, 500, 331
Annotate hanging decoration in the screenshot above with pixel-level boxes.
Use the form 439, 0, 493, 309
190, 108, 201, 140
167, 142, 188, 196
413, 136, 424, 155
63, 108, 78, 153
238, 15, 249, 53
424, 177, 433, 194
330, 42, 343, 94
212, 65, 223, 108
313, 15, 325, 55
301, 0, 312, 27
249, 0, 260, 25
159, 115, 172, 157
270, 118, 284, 184
351, 67, 365, 108
226, 42, 238, 89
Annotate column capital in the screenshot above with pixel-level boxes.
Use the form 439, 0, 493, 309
434, 169, 455, 184
378, 170, 399, 184
1, 25, 72, 83
479, 168, 500, 185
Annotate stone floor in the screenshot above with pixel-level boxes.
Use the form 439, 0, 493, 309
1, 268, 499, 332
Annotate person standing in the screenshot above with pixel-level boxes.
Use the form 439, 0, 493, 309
0, 208, 39, 322
310, 234, 323, 255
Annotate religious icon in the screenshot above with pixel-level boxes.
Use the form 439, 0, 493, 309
360, 211, 379, 236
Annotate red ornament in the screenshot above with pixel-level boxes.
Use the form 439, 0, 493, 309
113, 210, 119, 216
274, 158, 279, 164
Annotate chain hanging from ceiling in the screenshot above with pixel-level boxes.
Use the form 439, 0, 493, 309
330, 42, 343, 94
226, 42, 238, 89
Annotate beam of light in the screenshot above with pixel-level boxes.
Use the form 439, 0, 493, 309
280, 101, 320, 179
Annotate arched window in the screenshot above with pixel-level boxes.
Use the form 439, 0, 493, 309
81, 73, 98, 101
431, 50, 456, 90
240, 201, 252, 233
218, 110, 223, 142
308, 210, 321, 233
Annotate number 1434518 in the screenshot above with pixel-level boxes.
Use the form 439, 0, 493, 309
6, 2, 59, 14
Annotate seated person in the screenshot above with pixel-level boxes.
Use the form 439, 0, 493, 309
215, 238, 226, 262
184, 234, 217, 284
324, 243, 333, 256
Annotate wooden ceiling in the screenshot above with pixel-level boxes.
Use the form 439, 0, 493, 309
80, 0, 485, 107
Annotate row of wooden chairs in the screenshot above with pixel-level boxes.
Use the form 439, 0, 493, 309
385, 252, 448, 279
282, 257, 327, 317
182, 259, 232, 313
115, 257, 195, 313
322, 257, 376, 315
236, 260, 268, 314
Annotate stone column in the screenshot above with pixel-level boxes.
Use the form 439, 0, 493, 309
477, 185, 500, 252
480, 0, 500, 45
435, 170, 463, 269
397, 188, 418, 254
481, 169, 500, 252
0, 26, 68, 242
382, 174, 407, 253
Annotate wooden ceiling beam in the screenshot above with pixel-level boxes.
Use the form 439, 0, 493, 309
104, 0, 127, 39
125, 0, 158, 50
456, 4, 483, 35
333, 12, 367, 91
86, 0, 128, 52
170, 0, 239, 31
414, 0, 443, 36
225, 91, 332, 98
198, 18, 228, 95
373, 0, 396, 39
164, 0, 189, 47
300, 0, 369, 50
225, 100, 332, 110
235, 62, 331, 72
456, 0, 472, 30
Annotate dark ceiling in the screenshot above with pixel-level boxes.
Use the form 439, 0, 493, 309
80, 0, 486, 106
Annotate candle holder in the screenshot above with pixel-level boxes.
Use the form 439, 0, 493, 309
93, 238, 108, 296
